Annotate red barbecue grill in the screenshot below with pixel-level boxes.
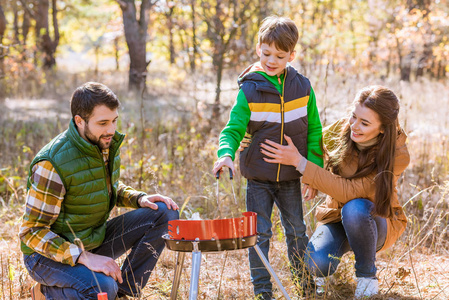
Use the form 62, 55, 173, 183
163, 171, 291, 299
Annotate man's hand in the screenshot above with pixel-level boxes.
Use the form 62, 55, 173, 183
303, 184, 318, 201
138, 194, 179, 210
78, 251, 123, 283
213, 156, 235, 176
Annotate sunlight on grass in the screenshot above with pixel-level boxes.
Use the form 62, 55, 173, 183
0, 74, 448, 299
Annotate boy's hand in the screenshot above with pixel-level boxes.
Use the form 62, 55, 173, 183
213, 156, 235, 177
303, 184, 317, 201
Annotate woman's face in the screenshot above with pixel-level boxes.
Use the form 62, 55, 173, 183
349, 103, 384, 144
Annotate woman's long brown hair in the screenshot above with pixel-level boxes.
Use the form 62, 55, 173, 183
327, 86, 400, 218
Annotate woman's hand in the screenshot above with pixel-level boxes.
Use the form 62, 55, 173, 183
303, 184, 318, 201
238, 137, 252, 152
260, 135, 304, 167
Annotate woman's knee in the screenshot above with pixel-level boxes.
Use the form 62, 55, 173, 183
341, 198, 373, 225
304, 250, 338, 277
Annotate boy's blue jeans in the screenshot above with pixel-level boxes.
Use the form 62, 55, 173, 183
246, 179, 308, 296
305, 198, 387, 278
23, 203, 179, 300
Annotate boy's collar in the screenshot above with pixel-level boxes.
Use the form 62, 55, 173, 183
250, 62, 291, 77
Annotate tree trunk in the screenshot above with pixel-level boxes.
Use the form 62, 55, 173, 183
395, 35, 412, 82
212, 55, 224, 120
114, 37, 120, 71
34, 0, 59, 69
167, 4, 175, 65
0, 5, 5, 44
189, 0, 197, 73
416, 21, 432, 78
22, 6, 30, 45
0, 4, 6, 100
437, 60, 446, 79
400, 51, 413, 81
13, 1, 20, 43
118, 0, 150, 92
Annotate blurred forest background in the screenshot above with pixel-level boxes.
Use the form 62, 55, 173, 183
0, 0, 449, 299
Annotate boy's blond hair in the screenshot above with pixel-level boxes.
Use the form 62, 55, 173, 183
258, 16, 299, 53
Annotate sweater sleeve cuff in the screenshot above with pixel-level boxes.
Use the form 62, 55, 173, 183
136, 193, 147, 208
296, 158, 308, 174
64, 244, 84, 266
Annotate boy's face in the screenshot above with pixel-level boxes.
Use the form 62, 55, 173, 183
256, 43, 296, 76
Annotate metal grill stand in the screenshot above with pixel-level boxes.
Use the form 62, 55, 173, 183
164, 212, 291, 300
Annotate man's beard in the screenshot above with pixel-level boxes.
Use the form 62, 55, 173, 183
84, 124, 113, 150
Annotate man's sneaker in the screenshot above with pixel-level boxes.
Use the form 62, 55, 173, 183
254, 292, 274, 300
30, 283, 45, 300
354, 277, 378, 299
315, 277, 326, 296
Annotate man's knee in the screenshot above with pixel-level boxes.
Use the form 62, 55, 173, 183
94, 275, 118, 300
156, 203, 179, 224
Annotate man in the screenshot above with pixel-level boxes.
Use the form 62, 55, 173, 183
20, 82, 179, 300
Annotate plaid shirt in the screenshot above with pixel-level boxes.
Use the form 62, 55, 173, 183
19, 150, 145, 266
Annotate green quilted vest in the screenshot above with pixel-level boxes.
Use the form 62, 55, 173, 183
21, 119, 125, 255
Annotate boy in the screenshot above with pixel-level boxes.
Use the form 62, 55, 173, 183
213, 16, 323, 299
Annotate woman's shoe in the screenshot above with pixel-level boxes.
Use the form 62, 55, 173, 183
354, 277, 378, 299
315, 277, 326, 296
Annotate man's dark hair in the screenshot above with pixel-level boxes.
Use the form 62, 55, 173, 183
70, 82, 121, 121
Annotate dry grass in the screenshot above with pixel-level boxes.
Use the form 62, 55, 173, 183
0, 70, 448, 299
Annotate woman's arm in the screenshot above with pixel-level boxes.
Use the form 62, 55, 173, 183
301, 161, 375, 204
260, 134, 374, 204
261, 134, 410, 205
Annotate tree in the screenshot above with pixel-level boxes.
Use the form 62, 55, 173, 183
117, 0, 156, 92
0, 3, 6, 99
199, 0, 254, 120
164, 1, 176, 64
20, 0, 60, 68
0, 4, 5, 49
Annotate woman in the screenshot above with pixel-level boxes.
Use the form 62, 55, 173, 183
259, 85, 410, 298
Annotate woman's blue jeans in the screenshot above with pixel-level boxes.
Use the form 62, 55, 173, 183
305, 198, 387, 278
246, 179, 308, 296
23, 203, 179, 300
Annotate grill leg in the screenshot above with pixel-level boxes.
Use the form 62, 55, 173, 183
170, 252, 186, 300
254, 244, 291, 300
189, 249, 202, 300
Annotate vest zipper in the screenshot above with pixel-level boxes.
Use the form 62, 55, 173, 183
276, 69, 287, 182
98, 147, 111, 212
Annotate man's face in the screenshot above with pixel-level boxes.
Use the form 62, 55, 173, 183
75, 105, 119, 150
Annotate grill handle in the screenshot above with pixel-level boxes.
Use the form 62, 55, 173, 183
215, 168, 233, 180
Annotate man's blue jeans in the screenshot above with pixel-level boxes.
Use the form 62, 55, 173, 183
246, 179, 308, 296
305, 198, 387, 278
23, 203, 179, 300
